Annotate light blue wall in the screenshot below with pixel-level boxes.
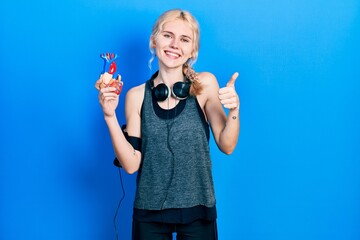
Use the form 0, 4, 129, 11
1, 0, 359, 239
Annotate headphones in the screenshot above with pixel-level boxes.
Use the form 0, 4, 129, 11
150, 71, 191, 101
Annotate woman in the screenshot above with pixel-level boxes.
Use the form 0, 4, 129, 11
97, 9, 240, 240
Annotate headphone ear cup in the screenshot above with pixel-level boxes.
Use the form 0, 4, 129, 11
152, 83, 170, 101
172, 82, 190, 100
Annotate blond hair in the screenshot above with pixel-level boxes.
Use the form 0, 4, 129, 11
149, 9, 202, 95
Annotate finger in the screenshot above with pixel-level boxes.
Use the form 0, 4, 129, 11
220, 96, 238, 107
102, 93, 118, 99
219, 86, 237, 95
100, 86, 118, 93
100, 94, 118, 103
222, 101, 239, 108
218, 92, 237, 101
103, 96, 118, 102
226, 72, 239, 87
95, 79, 102, 90
220, 96, 237, 105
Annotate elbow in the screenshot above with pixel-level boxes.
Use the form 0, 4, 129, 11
222, 148, 235, 155
123, 165, 139, 175
218, 133, 239, 155
115, 159, 139, 174
219, 142, 237, 155
220, 146, 236, 155
114, 153, 141, 174
126, 169, 138, 175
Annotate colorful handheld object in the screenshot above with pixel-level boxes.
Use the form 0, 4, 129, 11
99, 53, 123, 95
100, 53, 118, 75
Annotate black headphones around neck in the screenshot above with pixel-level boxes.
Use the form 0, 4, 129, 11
150, 71, 191, 101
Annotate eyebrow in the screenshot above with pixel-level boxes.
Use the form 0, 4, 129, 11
162, 30, 192, 40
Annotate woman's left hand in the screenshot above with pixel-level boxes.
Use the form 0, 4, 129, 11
218, 72, 240, 110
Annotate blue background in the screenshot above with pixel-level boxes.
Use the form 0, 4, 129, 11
1, 0, 359, 239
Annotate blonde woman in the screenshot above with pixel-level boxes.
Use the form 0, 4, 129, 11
97, 9, 240, 240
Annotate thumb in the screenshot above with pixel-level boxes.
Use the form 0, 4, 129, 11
226, 72, 239, 87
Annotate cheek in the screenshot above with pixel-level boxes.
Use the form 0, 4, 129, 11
184, 45, 194, 57
153, 38, 167, 50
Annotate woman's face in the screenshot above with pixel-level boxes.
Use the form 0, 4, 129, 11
152, 20, 194, 69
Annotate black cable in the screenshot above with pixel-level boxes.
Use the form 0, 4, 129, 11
114, 167, 125, 240
159, 98, 178, 223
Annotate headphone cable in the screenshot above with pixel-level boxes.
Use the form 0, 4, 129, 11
114, 167, 125, 240
160, 97, 178, 215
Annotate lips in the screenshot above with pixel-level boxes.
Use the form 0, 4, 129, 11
164, 50, 181, 58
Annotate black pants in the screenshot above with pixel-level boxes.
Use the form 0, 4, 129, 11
132, 219, 218, 240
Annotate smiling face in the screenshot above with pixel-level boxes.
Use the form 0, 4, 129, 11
152, 20, 194, 69
149, 10, 200, 69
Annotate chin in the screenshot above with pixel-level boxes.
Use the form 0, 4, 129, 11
163, 59, 188, 69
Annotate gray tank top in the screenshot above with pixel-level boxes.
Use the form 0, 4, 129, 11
134, 80, 216, 210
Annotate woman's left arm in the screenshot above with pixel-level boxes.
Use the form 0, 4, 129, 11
202, 72, 240, 154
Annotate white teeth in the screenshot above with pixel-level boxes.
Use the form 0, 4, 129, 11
165, 51, 180, 57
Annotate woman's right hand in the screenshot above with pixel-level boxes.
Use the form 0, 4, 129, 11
97, 84, 120, 119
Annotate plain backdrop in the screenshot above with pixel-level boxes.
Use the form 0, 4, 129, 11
1, 0, 359, 239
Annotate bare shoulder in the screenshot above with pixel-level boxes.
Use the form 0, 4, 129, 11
197, 72, 218, 87
126, 83, 146, 99
125, 83, 146, 114
197, 72, 220, 96
196, 72, 220, 109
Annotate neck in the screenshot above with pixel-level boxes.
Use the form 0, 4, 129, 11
156, 66, 185, 86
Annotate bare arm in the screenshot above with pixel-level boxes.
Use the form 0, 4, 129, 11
98, 82, 144, 174
200, 72, 240, 154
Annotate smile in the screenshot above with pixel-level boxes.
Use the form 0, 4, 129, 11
164, 50, 181, 58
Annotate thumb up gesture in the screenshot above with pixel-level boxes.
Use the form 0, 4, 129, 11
218, 72, 240, 110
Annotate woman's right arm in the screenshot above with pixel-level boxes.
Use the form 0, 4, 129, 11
98, 84, 144, 174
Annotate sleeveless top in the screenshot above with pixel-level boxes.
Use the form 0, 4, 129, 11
134, 78, 216, 211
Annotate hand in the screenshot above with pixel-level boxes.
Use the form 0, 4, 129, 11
95, 74, 122, 94
95, 75, 105, 90
218, 72, 240, 110
98, 86, 120, 118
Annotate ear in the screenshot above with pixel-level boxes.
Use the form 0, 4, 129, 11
190, 51, 196, 60
150, 36, 156, 48
187, 57, 194, 66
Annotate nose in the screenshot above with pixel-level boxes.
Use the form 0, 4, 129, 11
169, 37, 179, 49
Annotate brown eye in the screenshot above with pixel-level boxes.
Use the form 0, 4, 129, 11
181, 38, 190, 43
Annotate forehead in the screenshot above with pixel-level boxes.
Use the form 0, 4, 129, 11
162, 20, 193, 38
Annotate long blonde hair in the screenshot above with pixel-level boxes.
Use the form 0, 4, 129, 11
149, 9, 202, 95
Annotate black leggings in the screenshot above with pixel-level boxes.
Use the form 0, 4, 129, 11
132, 219, 218, 240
